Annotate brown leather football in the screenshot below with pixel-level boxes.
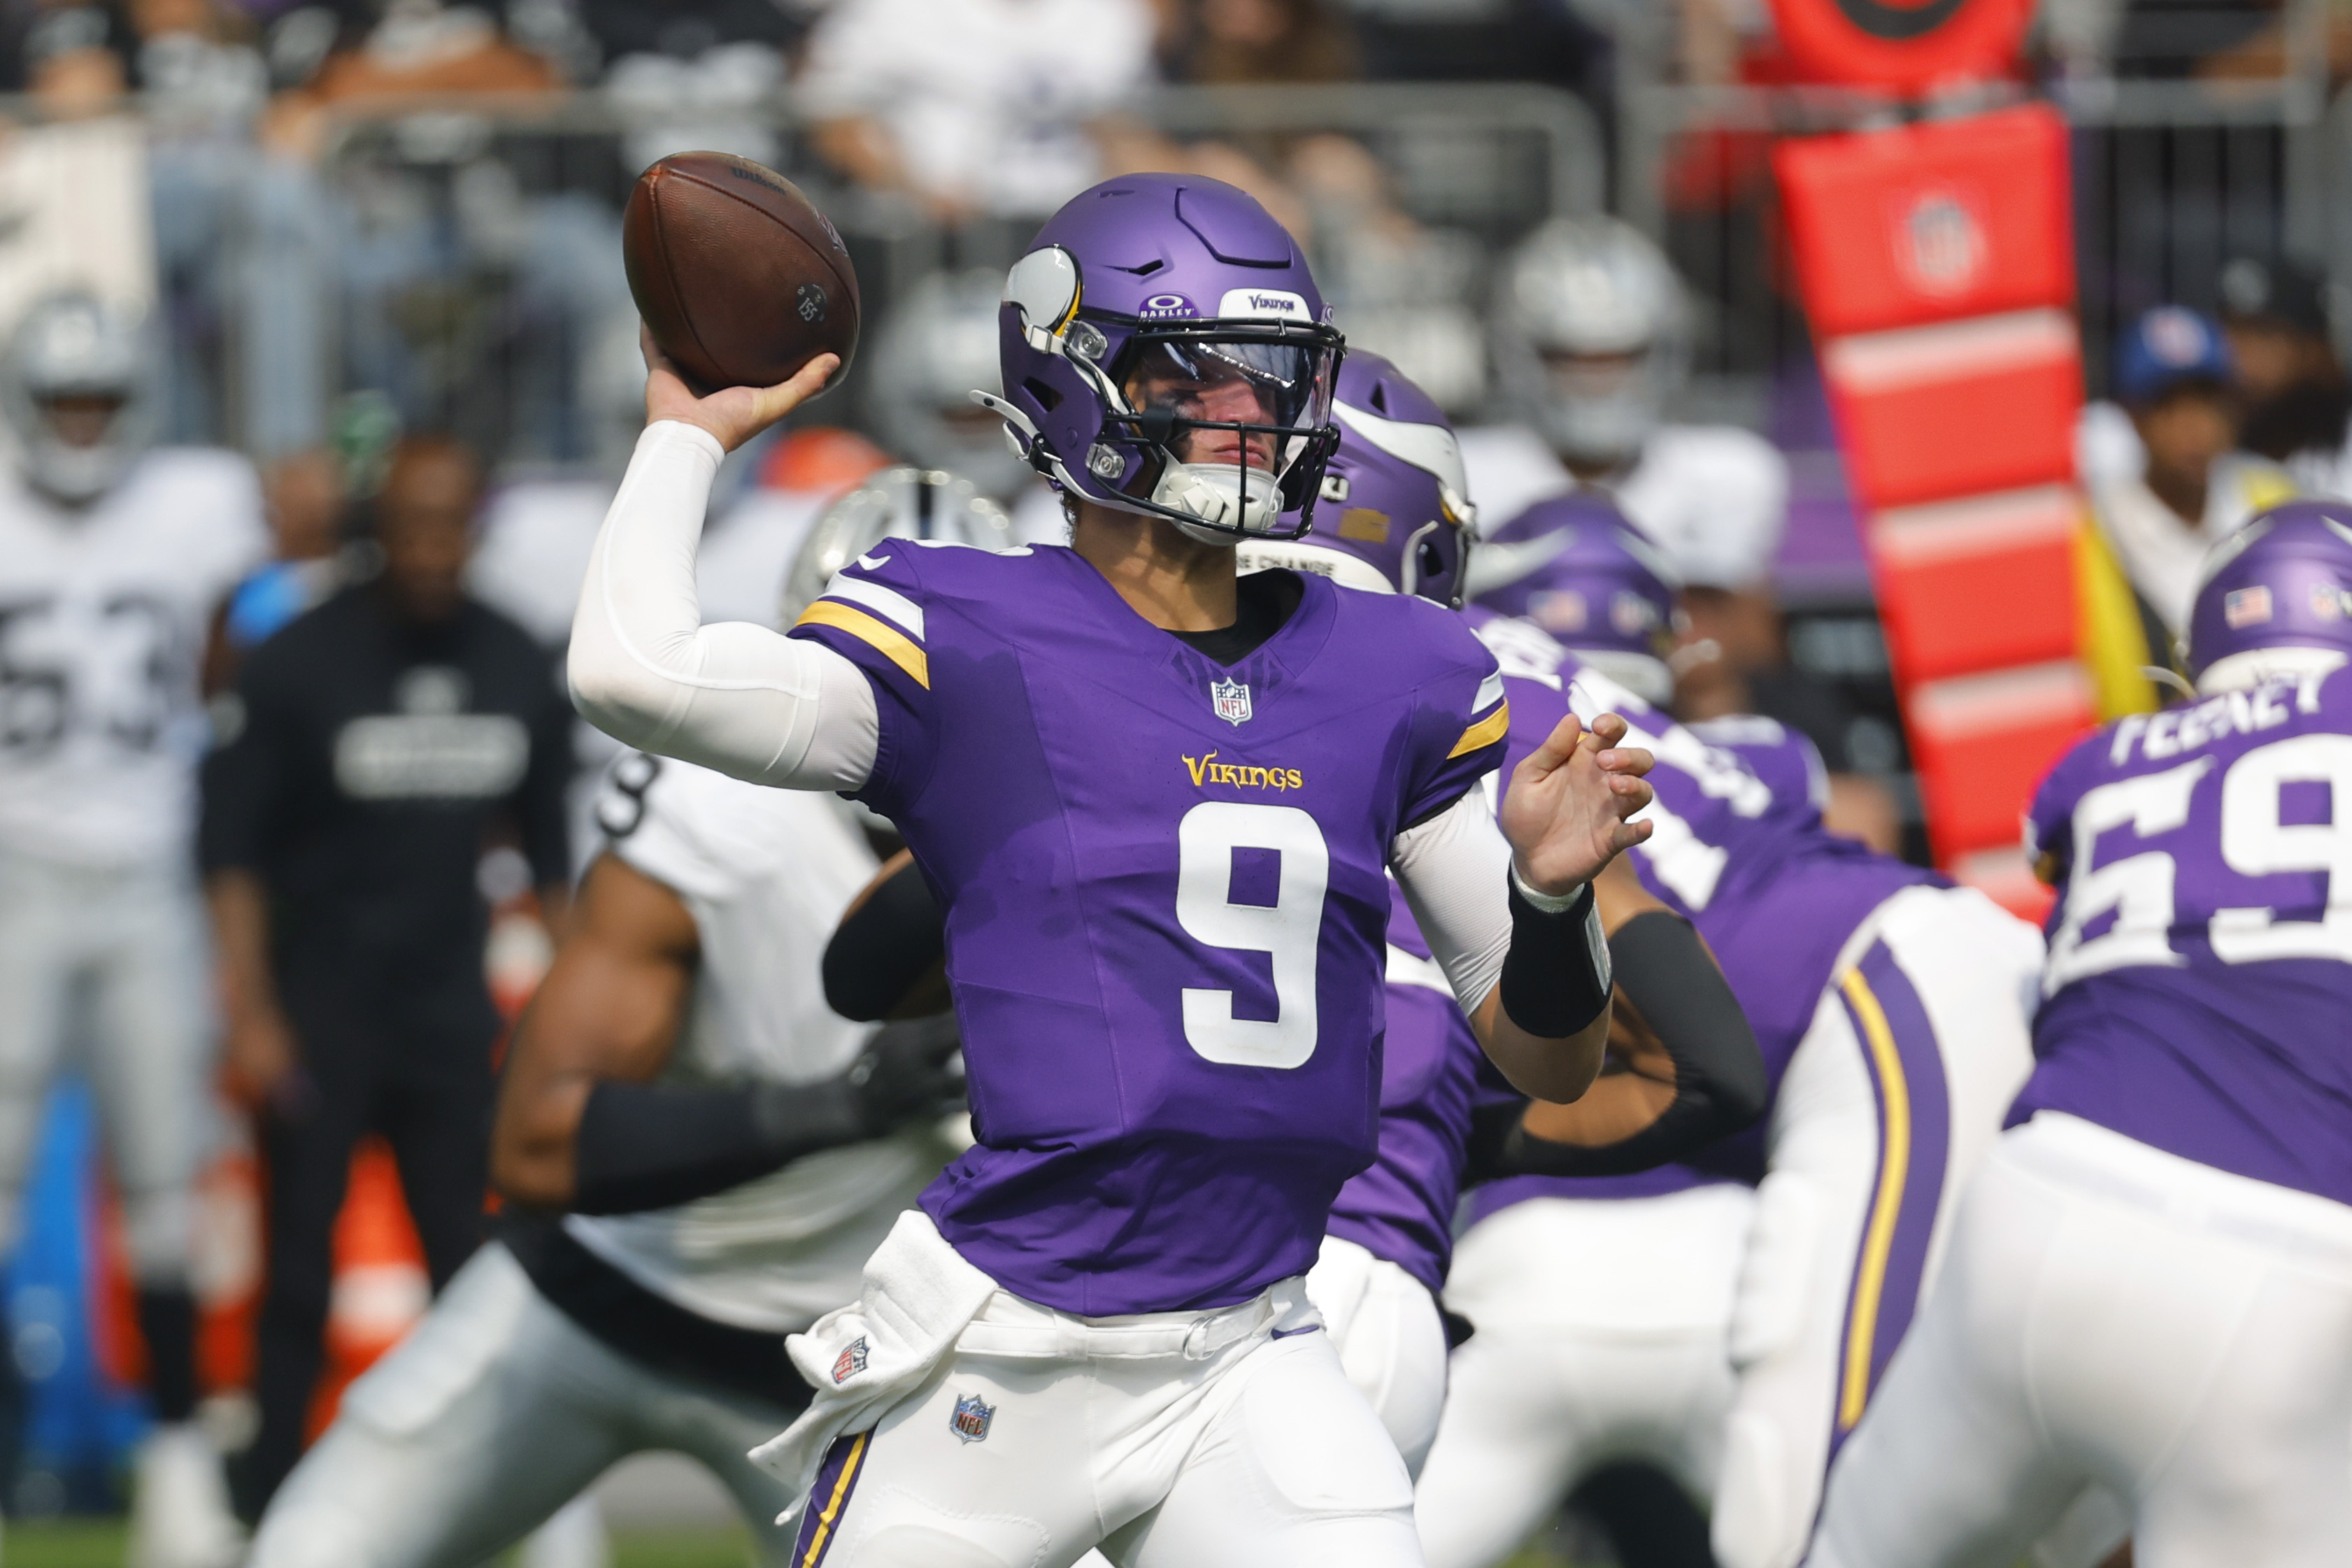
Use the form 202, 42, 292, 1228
622, 152, 860, 396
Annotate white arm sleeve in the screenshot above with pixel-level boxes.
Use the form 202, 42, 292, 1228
567, 421, 878, 791
1390, 788, 1514, 1015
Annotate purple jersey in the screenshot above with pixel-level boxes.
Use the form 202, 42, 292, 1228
1325, 888, 1485, 1295
1463, 609, 1935, 1202
2016, 670, 2352, 1206
790, 545, 1506, 1314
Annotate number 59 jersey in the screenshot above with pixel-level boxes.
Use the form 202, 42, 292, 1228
2018, 669, 2352, 1205
790, 544, 1507, 1316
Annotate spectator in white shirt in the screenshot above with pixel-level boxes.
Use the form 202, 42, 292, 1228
799, 0, 1160, 222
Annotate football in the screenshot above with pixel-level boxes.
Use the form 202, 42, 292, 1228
622, 152, 861, 397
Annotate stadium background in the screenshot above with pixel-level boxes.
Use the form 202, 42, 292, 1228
0, 0, 2338, 1560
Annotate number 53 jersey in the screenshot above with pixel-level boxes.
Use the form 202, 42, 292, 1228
2019, 669, 2352, 1205
0, 450, 265, 866
790, 543, 1506, 1316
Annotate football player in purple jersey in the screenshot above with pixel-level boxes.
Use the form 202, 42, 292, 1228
1232, 351, 1768, 1476
567, 175, 1669, 1566
1350, 502, 2041, 1568
1810, 501, 2352, 1568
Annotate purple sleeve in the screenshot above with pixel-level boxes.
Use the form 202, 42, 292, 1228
2027, 731, 2100, 864
784, 543, 936, 815
1400, 645, 1509, 826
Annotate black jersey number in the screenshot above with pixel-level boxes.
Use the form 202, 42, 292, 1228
0, 599, 68, 755
596, 750, 664, 840
0, 594, 180, 757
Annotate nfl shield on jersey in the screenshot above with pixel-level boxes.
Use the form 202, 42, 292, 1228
788, 541, 1506, 1316
2020, 668, 2352, 1205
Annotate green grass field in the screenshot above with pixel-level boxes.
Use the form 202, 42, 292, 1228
2, 1520, 759, 1568
1, 1518, 1590, 1567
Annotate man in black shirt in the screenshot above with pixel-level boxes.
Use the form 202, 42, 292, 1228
200, 436, 572, 1520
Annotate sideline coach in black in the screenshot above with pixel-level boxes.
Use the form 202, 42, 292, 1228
200, 436, 573, 1518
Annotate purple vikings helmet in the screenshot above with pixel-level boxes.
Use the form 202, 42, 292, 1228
1469, 494, 1681, 704
2187, 501, 2352, 693
977, 173, 1346, 546
1233, 351, 1474, 607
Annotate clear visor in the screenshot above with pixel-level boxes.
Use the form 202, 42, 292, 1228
1116, 333, 1339, 475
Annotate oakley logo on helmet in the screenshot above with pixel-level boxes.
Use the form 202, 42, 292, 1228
1217, 288, 1311, 322
1139, 293, 1198, 320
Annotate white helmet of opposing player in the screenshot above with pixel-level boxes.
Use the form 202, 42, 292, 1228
0, 291, 157, 505
782, 467, 1015, 626
867, 270, 1034, 501
1495, 216, 1690, 469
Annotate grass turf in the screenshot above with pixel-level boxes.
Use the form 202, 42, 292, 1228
3, 1519, 757, 1567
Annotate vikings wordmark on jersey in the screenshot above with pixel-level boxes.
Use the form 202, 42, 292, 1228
787, 539, 1506, 1316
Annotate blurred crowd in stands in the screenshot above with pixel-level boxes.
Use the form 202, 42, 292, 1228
0, 0, 2346, 1545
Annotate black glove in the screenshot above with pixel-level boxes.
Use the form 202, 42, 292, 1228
836, 1013, 964, 1134
572, 1018, 965, 1216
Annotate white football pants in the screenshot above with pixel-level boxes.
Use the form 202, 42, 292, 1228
1413, 1183, 1756, 1568
1416, 885, 2043, 1568
0, 845, 212, 1280
250, 1242, 808, 1568
1811, 1111, 2352, 1568
1305, 1234, 1451, 1477
789, 1276, 1422, 1567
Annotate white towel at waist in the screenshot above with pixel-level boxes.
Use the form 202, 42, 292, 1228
748, 1209, 1323, 1523
750, 1208, 999, 1523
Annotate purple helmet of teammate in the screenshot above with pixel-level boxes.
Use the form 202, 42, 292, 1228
980, 173, 1346, 546
1233, 351, 1475, 607
2188, 499, 2352, 693
1468, 493, 1681, 704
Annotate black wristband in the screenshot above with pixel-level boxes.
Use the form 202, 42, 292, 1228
1497, 875, 1611, 1039
1498, 909, 1767, 1178
571, 1078, 863, 1216
824, 860, 946, 1022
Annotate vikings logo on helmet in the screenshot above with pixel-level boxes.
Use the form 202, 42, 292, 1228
983, 173, 1346, 548
950, 1394, 995, 1444
832, 1337, 869, 1385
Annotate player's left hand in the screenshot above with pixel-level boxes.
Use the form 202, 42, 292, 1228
1500, 711, 1654, 898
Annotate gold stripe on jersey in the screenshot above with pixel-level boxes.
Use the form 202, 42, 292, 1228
1447, 700, 1511, 759
796, 601, 931, 690
1836, 966, 1911, 1432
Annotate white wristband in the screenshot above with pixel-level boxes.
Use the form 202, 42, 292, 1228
1510, 866, 1588, 915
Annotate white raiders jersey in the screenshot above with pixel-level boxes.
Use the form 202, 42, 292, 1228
566, 753, 959, 1334
0, 448, 265, 865
1459, 422, 1790, 590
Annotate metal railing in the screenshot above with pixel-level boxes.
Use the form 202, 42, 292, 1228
301, 81, 1604, 466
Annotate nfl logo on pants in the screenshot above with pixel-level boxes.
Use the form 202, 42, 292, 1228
950, 1394, 995, 1444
